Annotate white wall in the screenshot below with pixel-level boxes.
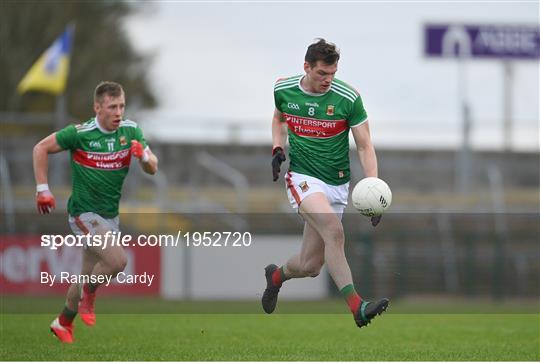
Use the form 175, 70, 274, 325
161, 235, 329, 300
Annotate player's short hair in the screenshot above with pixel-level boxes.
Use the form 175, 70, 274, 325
305, 38, 340, 67
94, 81, 124, 103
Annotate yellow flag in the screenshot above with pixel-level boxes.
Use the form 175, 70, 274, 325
17, 24, 74, 95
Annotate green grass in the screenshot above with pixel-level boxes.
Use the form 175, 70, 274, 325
1, 299, 539, 361
0, 296, 540, 361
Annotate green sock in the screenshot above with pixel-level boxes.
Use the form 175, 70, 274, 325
279, 266, 288, 281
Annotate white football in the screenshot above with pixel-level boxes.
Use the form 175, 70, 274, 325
351, 177, 392, 216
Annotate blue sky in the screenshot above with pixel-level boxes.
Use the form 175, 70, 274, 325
125, 1, 539, 150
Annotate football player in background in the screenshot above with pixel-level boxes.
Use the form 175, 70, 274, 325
33, 81, 158, 342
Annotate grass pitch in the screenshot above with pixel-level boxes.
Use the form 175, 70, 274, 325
1, 298, 539, 361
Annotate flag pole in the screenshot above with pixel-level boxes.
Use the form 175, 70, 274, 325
51, 94, 67, 185
54, 23, 75, 186
17, 23, 74, 186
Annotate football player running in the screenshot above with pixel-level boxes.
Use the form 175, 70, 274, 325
33, 81, 158, 343
263, 39, 389, 328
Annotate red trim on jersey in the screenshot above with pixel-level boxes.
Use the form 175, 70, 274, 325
283, 113, 347, 138
73, 149, 131, 170
74, 216, 90, 234
285, 172, 302, 206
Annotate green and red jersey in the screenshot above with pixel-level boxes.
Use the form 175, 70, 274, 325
55, 117, 147, 218
274, 75, 368, 185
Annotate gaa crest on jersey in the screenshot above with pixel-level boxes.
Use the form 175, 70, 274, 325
338, 170, 344, 178
326, 105, 335, 116
299, 181, 309, 193
89, 141, 102, 149
119, 136, 127, 146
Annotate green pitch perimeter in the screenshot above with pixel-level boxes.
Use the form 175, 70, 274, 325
2, 314, 538, 360
1, 300, 539, 361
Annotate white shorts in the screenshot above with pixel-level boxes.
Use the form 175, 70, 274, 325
285, 171, 349, 215
69, 212, 119, 239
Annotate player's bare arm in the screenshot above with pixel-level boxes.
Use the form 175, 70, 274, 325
140, 148, 158, 175
271, 108, 287, 181
352, 121, 382, 226
33, 132, 64, 185
131, 140, 158, 175
33, 133, 64, 214
352, 121, 378, 178
271, 108, 287, 149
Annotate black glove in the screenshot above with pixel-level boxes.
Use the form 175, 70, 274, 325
271, 147, 286, 182
371, 215, 382, 227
